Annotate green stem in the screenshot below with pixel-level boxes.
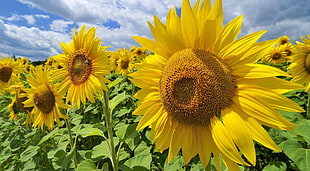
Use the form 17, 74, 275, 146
65, 118, 78, 169
307, 93, 310, 119
102, 91, 118, 171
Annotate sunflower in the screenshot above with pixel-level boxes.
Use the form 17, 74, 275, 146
115, 48, 134, 75
53, 26, 111, 107
108, 51, 120, 71
7, 84, 33, 120
262, 46, 288, 64
278, 35, 290, 45
288, 34, 310, 92
130, 0, 304, 169
23, 66, 70, 130
282, 43, 295, 57
0, 57, 23, 92
130, 46, 148, 62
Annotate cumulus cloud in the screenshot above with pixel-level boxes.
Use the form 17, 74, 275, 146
0, 19, 71, 60
50, 19, 74, 32
222, 0, 310, 42
0, 0, 308, 61
0, 14, 49, 25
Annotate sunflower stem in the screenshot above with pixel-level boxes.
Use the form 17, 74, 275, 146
65, 118, 78, 169
102, 91, 118, 171
307, 93, 310, 119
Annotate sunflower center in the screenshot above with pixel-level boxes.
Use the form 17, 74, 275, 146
33, 86, 55, 114
120, 58, 129, 69
285, 49, 292, 56
304, 53, 310, 74
68, 50, 92, 85
0, 67, 13, 82
160, 49, 236, 125
16, 89, 33, 113
137, 50, 142, 56
281, 40, 288, 45
271, 53, 282, 60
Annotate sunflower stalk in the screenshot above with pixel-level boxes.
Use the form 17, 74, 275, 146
307, 93, 310, 119
102, 91, 118, 171
65, 118, 78, 169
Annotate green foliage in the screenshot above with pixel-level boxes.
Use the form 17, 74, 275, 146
0, 64, 310, 171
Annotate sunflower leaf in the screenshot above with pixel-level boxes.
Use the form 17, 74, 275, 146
263, 161, 287, 171
77, 159, 100, 171
75, 127, 104, 138
20, 145, 39, 162
109, 91, 130, 112
294, 120, 310, 143
279, 139, 310, 171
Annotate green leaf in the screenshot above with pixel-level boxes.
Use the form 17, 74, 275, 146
23, 159, 36, 170
84, 104, 96, 113
294, 120, 310, 143
38, 128, 59, 145
20, 145, 39, 162
91, 141, 111, 159
108, 78, 125, 89
123, 154, 152, 170
75, 127, 104, 138
62, 147, 77, 169
263, 162, 287, 171
278, 111, 304, 123
109, 92, 130, 112
47, 141, 69, 159
77, 159, 100, 171
134, 141, 151, 156
115, 123, 138, 140
279, 139, 310, 170
164, 155, 184, 170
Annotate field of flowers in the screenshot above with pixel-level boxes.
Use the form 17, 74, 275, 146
1, 0, 310, 170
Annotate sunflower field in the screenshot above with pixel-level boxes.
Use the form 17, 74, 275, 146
1, 0, 310, 171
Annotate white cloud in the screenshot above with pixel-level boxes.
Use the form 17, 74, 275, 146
0, 0, 308, 61
50, 19, 73, 32
0, 20, 71, 60
21, 15, 35, 24
0, 14, 49, 25
16, 0, 184, 53
222, 0, 310, 42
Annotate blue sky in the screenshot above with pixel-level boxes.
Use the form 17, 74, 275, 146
0, 0, 309, 61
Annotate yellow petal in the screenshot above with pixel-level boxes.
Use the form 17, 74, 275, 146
222, 109, 256, 165
244, 117, 281, 152
238, 85, 305, 112
233, 64, 289, 78
235, 94, 296, 130
210, 117, 248, 166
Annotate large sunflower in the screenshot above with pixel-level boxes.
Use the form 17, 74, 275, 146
53, 26, 110, 107
0, 57, 23, 92
288, 34, 310, 92
130, 0, 304, 169
23, 66, 70, 130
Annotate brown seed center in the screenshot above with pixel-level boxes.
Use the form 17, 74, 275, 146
159, 49, 236, 125
68, 50, 92, 85
271, 53, 282, 60
0, 67, 13, 82
33, 87, 55, 114
304, 53, 310, 74
120, 58, 129, 69
16, 88, 33, 113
